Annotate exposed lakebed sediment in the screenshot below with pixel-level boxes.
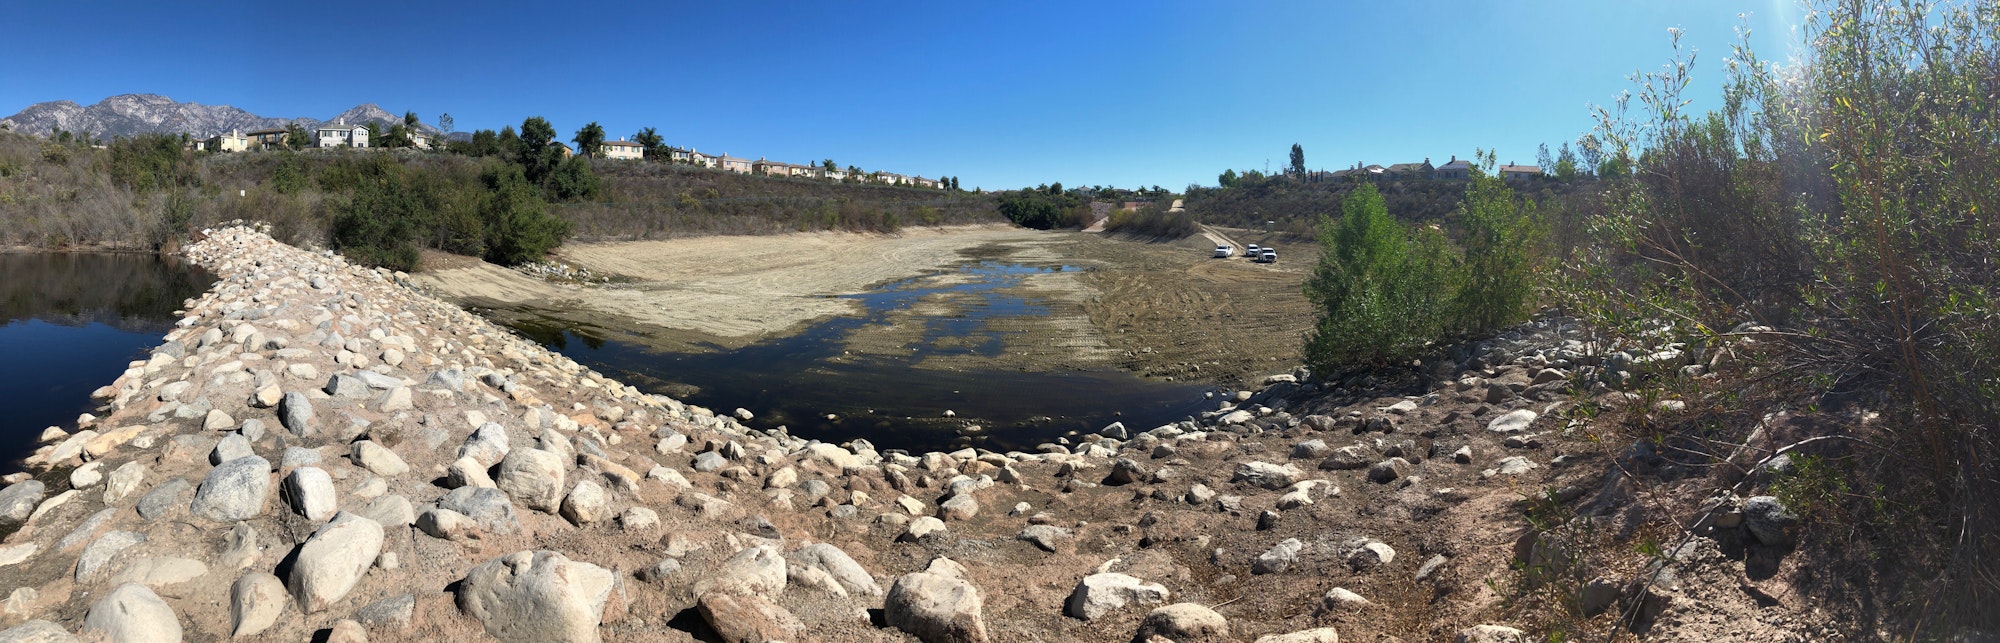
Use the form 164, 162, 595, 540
0, 226, 1825, 642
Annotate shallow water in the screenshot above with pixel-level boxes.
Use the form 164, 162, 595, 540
0, 253, 215, 473
502, 261, 1215, 453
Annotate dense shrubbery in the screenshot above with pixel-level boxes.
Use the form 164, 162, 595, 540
1102, 204, 1199, 238
1551, 2, 2000, 631
996, 185, 1091, 230
1302, 171, 1541, 373
557, 161, 997, 239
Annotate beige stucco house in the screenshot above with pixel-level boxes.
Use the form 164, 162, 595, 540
205, 130, 249, 153
603, 138, 645, 160
719, 155, 753, 174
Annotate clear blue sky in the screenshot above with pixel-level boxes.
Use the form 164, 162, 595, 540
3, 1, 1803, 191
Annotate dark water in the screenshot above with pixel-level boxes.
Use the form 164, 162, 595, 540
0, 254, 215, 473
502, 261, 1215, 453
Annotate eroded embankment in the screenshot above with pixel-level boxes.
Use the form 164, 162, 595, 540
0, 227, 1833, 642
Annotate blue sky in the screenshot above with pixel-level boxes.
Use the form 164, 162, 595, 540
2, 1, 1805, 191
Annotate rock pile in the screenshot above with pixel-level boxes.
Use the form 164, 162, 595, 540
0, 227, 1829, 642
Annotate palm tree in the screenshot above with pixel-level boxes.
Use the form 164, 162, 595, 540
572, 122, 606, 159
633, 127, 664, 161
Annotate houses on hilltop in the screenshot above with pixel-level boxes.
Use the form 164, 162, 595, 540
169, 114, 953, 190
1320, 154, 1541, 183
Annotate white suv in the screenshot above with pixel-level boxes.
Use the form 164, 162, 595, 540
1213, 244, 1231, 258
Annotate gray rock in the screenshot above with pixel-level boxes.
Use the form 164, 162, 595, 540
1367, 457, 1413, 483
1134, 603, 1228, 642
83, 584, 180, 643
1486, 409, 1537, 434
0, 620, 78, 643
1105, 458, 1147, 485
102, 462, 146, 504
559, 480, 607, 525
787, 543, 881, 597
637, 558, 681, 585
282, 467, 338, 521
68, 462, 103, 489
437, 486, 520, 535
456, 423, 511, 467
56, 508, 117, 553
1320, 587, 1370, 611
279, 392, 315, 435
191, 456, 271, 522
447, 456, 496, 489
355, 594, 415, 631
1258, 628, 1342, 643
229, 572, 288, 638
692, 451, 727, 472
325, 374, 369, 398
693, 545, 786, 598
136, 479, 192, 520
208, 434, 253, 466
696, 592, 804, 643
1018, 524, 1072, 552
495, 448, 566, 513
354, 371, 402, 390
287, 512, 385, 613
1290, 439, 1332, 459
0, 481, 45, 523
1064, 573, 1171, 620
1253, 538, 1304, 574
1349, 541, 1396, 570
358, 495, 415, 528
1743, 495, 1798, 547
426, 368, 466, 393
884, 562, 989, 643
939, 495, 979, 521
1231, 461, 1302, 490
75, 531, 146, 582
349, 440, 409, 477
457, 550, 614, 643
416, 508, 479, 542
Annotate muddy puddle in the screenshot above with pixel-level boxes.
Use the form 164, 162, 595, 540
492, 260, 1216, 453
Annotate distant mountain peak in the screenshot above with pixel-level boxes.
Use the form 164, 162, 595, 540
0, 95, 436, 139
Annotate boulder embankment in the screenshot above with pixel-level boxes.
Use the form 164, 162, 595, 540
0, 226, 1823, 642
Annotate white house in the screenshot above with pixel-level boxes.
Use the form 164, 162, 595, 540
602, 138, 645, 160
315, 120, 368, 148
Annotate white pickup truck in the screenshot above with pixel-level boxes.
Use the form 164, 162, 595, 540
1213, 244, 1232, 258
1255, 249, 1277, 263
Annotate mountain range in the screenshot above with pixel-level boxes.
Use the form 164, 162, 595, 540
0, 94, 439, 140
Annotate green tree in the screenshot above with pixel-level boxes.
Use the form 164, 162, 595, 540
1289, 143, 1306, 177
362, 122, 382, 148
1451, 162, 1543, 333
572, 121, 606, 159
1219, 169, 1238, 188
545, 155, 601, 201
823, 158, 837, 171
633, 127, 665, 161
479, 164, 572, 265
1553, 142, 1578, 181
403, 111, 419, 129
1302, 183, 1460, 371
518, 117, 560, 184
437, 113, 454, 138
330, 160, 423, 271
284, 123, 312, 150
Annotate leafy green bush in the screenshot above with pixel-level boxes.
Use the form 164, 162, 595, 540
1452, 163, 1544, 334
106, 134, 199, 193
330, 163, 425, 271
479, 164, 570, 265
1303, 183, 1462, 370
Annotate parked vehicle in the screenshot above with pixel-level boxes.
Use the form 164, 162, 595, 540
1257, 249, 1277, 263
1213, 244, 1232, 258
1245, 244, 1261, 258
